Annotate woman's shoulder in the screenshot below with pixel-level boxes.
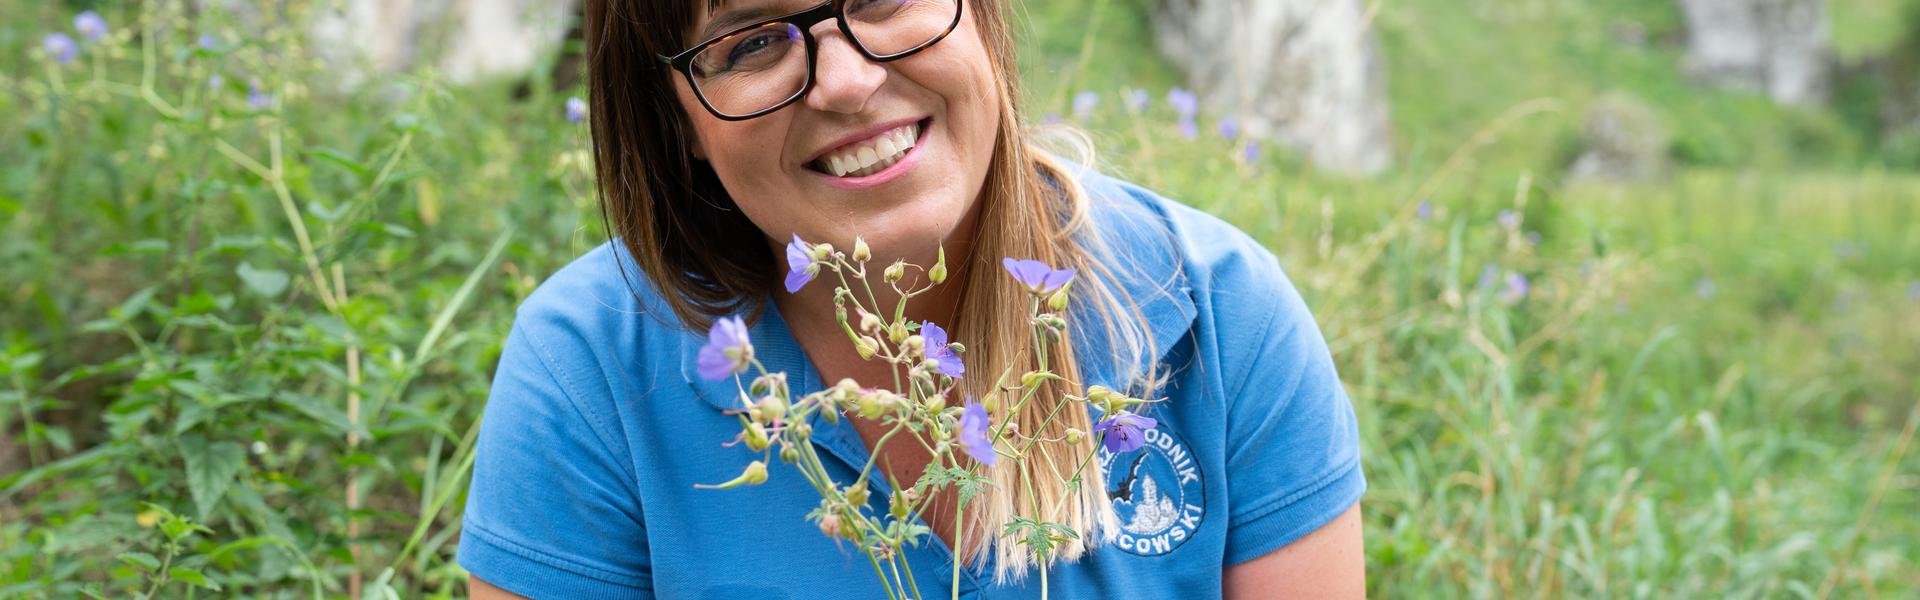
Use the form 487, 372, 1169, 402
1077, 170, 1295, 301
507, 241, 688, 373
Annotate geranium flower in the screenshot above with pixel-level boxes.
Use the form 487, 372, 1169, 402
785, 234, 816, 293
1094, 413, 1157, 453
960, 400, 996, 465
696, 315, 753, 381
43, 33, 77, 64
920, 321, 963, 379
565, 97, 587, 124
75, 11, 108, 43
1001, 257, 1074, 295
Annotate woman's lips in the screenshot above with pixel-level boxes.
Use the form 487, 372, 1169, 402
807, 118, 932, 191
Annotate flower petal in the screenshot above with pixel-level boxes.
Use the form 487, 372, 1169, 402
784, 269, 812, 293
787, 234, 812, 273
960, 401, 996, 465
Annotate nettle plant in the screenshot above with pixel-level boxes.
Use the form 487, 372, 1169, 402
694, 236, 1158, 600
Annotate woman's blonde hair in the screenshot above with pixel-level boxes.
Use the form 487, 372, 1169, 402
583, 0, 1162, 583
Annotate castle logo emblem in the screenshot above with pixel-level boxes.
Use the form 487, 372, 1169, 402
1098, 422, 1205, 557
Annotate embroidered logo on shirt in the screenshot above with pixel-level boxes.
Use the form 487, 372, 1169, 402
1098, 423, 1205, 557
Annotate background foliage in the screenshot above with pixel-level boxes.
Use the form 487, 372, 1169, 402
3, 0, 1917, 597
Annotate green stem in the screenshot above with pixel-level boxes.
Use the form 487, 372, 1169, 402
868, 550, 900, 600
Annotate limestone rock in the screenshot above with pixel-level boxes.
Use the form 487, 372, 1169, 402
1678, 0, 1831, 106
1150, 0, 1394, 175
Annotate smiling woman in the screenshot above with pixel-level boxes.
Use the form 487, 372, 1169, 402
458, 0, 1366, 598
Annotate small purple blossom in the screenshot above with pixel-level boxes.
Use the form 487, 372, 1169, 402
43, 33, 78, 64
1908, 281, 1920, 301
1502, 272, 1531, 303
1695, 278, 1716, 299
198, 33, 220, 50
1497, 209, 1520, 229
1125, 88, 1150, 112
1094, 413, 1157, 453
75, 11, 108, 43
1167, 87, 1198, 118
784, 234, 816, 293
208, 73, 223, 90
1217, 117, 1240, 140
696, 315, 753, 381
1526, 231, 1543, 246
920, 321, 964, 379
960, 400, 996, 466
1477, 264, 1500, 289
1241, 141, 1262, 164
1177, 118, 1198, 140
1072, 91, 1099, 119
1041, 112, 1063, 125
1416, 199, 1433, 221
247, 81, 273, 110
565, 96, 588, 124
1001, 257, 1075, 294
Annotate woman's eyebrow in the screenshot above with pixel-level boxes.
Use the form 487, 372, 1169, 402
698, 1, 788, 42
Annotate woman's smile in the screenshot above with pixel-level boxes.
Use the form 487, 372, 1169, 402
804, 116, 934, 190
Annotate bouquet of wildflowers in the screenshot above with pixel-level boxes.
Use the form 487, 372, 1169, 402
693, 236, 1159, 600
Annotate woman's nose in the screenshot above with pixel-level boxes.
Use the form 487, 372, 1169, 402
802, 23, 886, 114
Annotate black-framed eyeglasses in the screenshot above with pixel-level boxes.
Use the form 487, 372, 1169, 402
659, 0, 964, 121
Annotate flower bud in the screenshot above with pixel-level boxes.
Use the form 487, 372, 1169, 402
845, 484, 870, 507
857, 392, 886, 419
922, 395, 944, 414
1020, 371, 1056, 389
742, 460, 768, 485
809, 243, 833, 262
1065, 427, 1085, 445
1046, 286, 1070, 312
855, 336, 878, 359
904, 334, 925, 354
884, 261, 906, 284
756, 395, 789, 422
929, 247, 948, 284
1037, 314, 1069, 333
890, 492, 911, 520
888, 322, 908, 344
780, 445, 800, 463
852, 237, 871, 262
745, 423, 771, 452
859, 310, 883, 334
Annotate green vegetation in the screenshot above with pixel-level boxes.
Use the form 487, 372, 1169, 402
3, 0, 1916, 597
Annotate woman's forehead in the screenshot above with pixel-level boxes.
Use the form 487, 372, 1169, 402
692, 0, 820, 40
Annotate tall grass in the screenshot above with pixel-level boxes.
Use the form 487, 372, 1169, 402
2, 0, 1916, 597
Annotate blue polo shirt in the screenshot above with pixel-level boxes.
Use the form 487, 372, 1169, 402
457, 172, 1365, 598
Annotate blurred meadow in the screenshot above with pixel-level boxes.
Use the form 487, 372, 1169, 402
3, 0, 1918, 597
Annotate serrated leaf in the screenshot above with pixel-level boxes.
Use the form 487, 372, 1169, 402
179, 436, 247, 519
118, 552, 160, 571
170, 567, 221, 590
235, 262, 289, 297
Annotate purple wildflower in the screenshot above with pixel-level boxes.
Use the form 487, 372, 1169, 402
565, 96, 587, 124
1001, 257, 1075, 294
1497, 209, 1520, 229
1094, 413, 1157, 453
1477, 264, 1500, 289
1242, 141, 1262, 164
1908, 281, 1919, 301
696, 315, 754, 381
1041, 112, 1063, 125
1177, 118, 1198, 140
43, 33, 77, 64
1502, 272, 1531, 303
75, 11, 108, 43
1695, 278, 1716, 299
1416, 199, 1433, 221
1072, 91, 1099, 119
1526, 231, 1543, 247
198, 33, 220, 50
920, 321, 964, 379
247, 81, 272, 110
960, 400, 996, 465
1125, 88, 1150, 112
209, 73, 223, 90
1218, 117, 1240, 140
784, 234, 816, 293
1167, 87, 1198, 118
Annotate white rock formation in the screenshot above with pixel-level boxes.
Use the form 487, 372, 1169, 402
1150, 0, 1394, 175
1677, 0, 1831, 106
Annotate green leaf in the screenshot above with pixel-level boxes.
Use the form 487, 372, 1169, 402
117, 552, 160, 572
236, 262, 290, 297
179, 436, 248, 519
170, 567, 222, 590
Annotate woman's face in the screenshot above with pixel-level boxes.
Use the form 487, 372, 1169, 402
676, 0, 1000, 267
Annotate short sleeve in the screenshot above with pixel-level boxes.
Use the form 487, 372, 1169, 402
1215, 250, 1365, 567
458, 319, 654, 598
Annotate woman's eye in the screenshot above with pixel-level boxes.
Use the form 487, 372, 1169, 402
721, 31, 791, 69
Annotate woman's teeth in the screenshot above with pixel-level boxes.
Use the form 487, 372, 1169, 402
815, 122, 920, 178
